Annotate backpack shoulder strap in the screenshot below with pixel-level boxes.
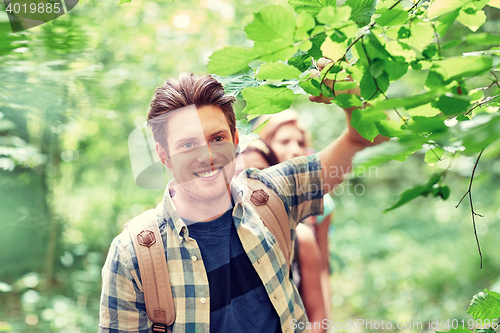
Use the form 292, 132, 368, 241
245, 178, 292, 269
127, 208, 175, 332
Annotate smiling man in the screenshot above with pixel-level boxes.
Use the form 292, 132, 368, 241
99, 72, 386, 333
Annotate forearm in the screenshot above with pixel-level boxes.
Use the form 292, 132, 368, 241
319, 131, 366, 194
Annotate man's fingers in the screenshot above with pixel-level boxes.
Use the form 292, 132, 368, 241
309, 95, 333, 104
317, 57, 333, 70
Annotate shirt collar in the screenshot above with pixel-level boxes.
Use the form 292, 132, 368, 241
161, 175, 252, 240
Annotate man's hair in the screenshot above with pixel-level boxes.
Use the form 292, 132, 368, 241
148, 73, 236, 150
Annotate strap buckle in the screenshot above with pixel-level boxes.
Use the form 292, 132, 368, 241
152, 322, 167, 333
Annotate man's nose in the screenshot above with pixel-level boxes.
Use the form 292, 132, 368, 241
195, 144, 216, 167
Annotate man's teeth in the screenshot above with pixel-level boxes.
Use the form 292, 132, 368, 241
196, 168, 220, 178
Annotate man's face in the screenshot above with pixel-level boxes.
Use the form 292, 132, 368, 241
158, 105, 239, 203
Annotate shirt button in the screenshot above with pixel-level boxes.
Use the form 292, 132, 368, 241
191, 256, 197, 262
200, 298, 206, 304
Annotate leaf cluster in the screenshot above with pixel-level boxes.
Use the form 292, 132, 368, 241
208, 0, 500, 211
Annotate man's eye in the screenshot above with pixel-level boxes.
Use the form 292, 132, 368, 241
213, 136, 223, 142
181, 142, 196, 149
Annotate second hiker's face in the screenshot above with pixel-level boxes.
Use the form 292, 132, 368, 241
160, 105, 239, 201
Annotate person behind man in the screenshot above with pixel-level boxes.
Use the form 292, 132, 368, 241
99, 67, 386, 332
240, 138, 328, 333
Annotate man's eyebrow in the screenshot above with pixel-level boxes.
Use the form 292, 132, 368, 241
174, 136, 201, 144
209, 130, 230, 137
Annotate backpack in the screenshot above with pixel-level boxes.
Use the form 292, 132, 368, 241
127, 178, 292, 333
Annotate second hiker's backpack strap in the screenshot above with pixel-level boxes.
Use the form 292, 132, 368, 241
245, 178, 292, 269
128, 208, 175, 332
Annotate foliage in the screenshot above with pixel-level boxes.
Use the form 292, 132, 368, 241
208, 0, 500, 212
1, 0, 500, 332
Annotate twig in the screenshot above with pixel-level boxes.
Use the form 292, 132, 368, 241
407, 0, 422, 12
426, 144, 442, 162
389, 0, 403, 10
431, 22, 441, 57
456, 148, 485, 268
486, 71, 500, 89
465, 94, 500, 116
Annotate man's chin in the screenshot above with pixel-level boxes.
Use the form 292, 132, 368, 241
177, 178, 231, 201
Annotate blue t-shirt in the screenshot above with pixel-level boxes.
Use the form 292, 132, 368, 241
184, 208, 282, 333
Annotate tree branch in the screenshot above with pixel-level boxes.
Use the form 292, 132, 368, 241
465, 94, 500, 116
455, 148, 485, 268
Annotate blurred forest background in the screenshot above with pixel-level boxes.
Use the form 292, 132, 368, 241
1, 0, 500, 332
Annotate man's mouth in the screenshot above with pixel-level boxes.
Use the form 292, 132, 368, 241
194, 167, 222, 178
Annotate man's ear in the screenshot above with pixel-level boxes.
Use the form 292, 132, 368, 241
156, 142, 172, 169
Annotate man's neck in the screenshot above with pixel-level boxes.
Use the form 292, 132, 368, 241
170, 184, 234, 222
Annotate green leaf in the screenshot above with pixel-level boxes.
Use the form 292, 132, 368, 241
288, 52, 312, 72
288, 0, 336, 16
384, 174, 442, 212
256, 62, 302, 80
397, 26, 411, 39
359, 71, 389, 100
432, 94, 471, 116
317, 6, 351, 27
467, 289, 500, 321
118, 0, 132, 4
299, 79, 322, 96
369, 59, 385, 78
457, 5, 487, 32
353, 139, 423, 168
407, 104, 442, 117
431, 56, 493, 81
334, 80, 358, 90
367, 91, 439, 113
308, 33, 327, 59
438, 185, 450, 200
351, 107, 387, 141
295, 12, 316, 40
214, 73, 260, 98
428, 0, 472, 19
407, 116, 448, 134
208, 47, 258, 76
245, 5, 296, 43
422, 44, 439, 59
384, 184, 429, 212
344, 0, 377, 26
384, 58, 408, 81
321, 83, 335, 97
242, 85, 297, 114
469, 89, 484, 102
375, 119, 404, 137
333, 94, 363, 108
425, 146, 445, 165
254, 41, 297, 62
466, 33, 500, 46
435, 9, 461, 36
321, 37, 346, 62
375, 8, 408, 26
405, 22, 434, 51
459, 113, 500, 153
442, 40, 463, 50
236, 119, 252, 135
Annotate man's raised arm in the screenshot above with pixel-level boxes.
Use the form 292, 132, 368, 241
311, 58, 389, 194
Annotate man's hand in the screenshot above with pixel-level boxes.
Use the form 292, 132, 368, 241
308, 58, 360, 104
311, 57, 389, 193
309, 57, 389, 147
